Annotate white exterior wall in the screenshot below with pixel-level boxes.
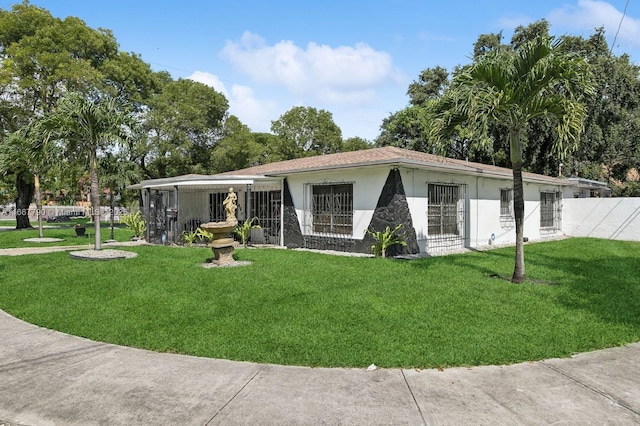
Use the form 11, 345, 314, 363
563, 197, 640, 241
285, 166, 568, 253
286, 167, 388, 240
398, 167, 565, 251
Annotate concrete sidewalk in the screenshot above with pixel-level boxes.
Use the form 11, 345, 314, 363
0, 310, 639, 425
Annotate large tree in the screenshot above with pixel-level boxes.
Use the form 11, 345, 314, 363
0, 2, 160, 228
0, 4, 109, 228
431, 36, 594, 283
40, 93, 134, 250
139, 78, 228, 178
210, 116, 264, 173
271, 106, 343, 158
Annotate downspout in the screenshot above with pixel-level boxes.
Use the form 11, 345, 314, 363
476, 176, 479, 249
174, 185, 179, 244
246, 183, 252, 221
144, 188, 151, 242
280, 178, 284, 247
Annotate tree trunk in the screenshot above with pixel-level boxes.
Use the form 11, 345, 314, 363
509, 127, 526, 284
15, 172, 34, 229
511, 161, 526, 283
34, 173, 44, 238
109, 189, 115, 241
89, 153, 101, 250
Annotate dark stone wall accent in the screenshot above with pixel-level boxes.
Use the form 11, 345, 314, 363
353, 168, 420, 256
282, 178, 305, 248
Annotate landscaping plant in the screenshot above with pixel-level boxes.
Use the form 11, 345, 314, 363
234, 217, 261, 247
120, 211, 146, 239
366, 224, 407, 258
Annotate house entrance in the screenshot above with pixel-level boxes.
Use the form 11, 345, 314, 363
250, 190, 281, 244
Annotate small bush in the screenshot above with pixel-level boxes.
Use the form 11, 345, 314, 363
366, 224, 407, 258
120, 211, 146, 238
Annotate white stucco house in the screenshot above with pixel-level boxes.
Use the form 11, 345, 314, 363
130, 146, 597, 255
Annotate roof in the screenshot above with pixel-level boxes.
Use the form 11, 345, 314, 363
130, 146, 571, 190
220, 146, 568, 185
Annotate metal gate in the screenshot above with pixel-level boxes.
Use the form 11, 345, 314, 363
148, 190, 169, 244
427, 183, 467, 252
250, 190, 281, 244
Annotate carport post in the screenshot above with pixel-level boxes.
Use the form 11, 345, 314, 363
246, 184, 252, 222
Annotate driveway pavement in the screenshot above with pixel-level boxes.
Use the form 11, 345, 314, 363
0, 308, 639, 425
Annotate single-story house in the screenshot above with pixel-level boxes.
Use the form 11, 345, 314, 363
130, 146, 598, 255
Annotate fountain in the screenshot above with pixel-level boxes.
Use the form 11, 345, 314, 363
199, 187, 239, 266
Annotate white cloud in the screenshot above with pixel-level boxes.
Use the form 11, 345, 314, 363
548, 0, 640, 47
187, 71, 278, 133
188, 71, 229, 97
219, 31, 402, 106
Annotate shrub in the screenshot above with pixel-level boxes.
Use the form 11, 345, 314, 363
366, 224, 407, 258
234, 217, 261, 247
120, 211, 146, 238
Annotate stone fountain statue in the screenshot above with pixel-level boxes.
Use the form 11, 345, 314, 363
200, 187, 238, 266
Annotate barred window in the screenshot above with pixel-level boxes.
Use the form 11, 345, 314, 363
500, 188, 513, 217
312, 184, 353, 235
428, 184, 460, 236
540, 191, 561, 228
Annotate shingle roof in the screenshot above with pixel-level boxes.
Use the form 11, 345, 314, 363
221, 146, 566, 185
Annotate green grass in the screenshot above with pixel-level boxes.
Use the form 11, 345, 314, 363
0, 238, 638, 368
0, 224, 135, 248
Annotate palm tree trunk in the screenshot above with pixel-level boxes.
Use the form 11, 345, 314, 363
109, 189, 115, 241
89, 153, 101, 250
511, 161, 526, 283
509, 127, 526, 283
34, 173, 44, 238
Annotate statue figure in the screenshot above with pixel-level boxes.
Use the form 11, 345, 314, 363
223, 187, 238, 223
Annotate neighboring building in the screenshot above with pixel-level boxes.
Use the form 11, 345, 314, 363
566, 177, 612, 198
130, 146, 582, 255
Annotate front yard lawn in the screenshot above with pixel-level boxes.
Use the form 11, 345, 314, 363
0, 224, 135, 248
0, 237, 638, 368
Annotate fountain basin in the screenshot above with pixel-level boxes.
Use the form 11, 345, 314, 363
200, 221, 238, 266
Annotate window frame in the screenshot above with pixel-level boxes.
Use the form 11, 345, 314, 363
500, 188, 514, 218
310, 182, 354, 236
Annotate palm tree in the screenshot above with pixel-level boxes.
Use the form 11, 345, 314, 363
40, 93, 134, 250
99, 152, 139, 241
431, 36, 594, 283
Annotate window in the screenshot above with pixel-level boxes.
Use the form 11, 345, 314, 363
500, 188, 513, 217
312, 183, 353, 235
540, 191, 561, 229
428, 184, 460, 236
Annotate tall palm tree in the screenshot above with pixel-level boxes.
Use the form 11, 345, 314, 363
40, 93, 134, 250
431, 36, 594, 283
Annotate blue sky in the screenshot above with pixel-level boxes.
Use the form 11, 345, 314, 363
2, 0, 639, 141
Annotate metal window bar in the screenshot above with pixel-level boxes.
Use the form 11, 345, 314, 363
427, 183, 466, 252
312, 184, 353, 235
302, 183, 354, 251
500, 188, 513, 217
540, 192, 556, 228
